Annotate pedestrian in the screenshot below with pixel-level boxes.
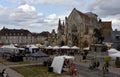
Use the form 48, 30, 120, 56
96, 60, 100, 69
1, 69, 9, 77
102, 63, 109, 76
70, 63, 77, 75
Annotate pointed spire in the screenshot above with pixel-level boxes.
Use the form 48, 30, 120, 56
58, 18, 61, 26
51, 29, 56, 34
63, 21, 64, 26
65, 17, 67, 20
73, 8, 76, 10
58, 18, 62, 31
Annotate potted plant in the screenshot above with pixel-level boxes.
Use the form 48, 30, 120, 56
115, 57, 120, 68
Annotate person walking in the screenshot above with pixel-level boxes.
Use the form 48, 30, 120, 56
102, 63, 109, 77
1, 69, 9, 77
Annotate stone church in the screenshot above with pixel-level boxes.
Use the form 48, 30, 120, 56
57, 8, 112, 48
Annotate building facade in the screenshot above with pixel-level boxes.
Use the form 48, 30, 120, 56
0, 27, 50, 45
57, 8, 112, 48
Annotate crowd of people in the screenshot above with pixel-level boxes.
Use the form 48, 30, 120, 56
89, 59, 100, 70
63, 59, 77, 75
88, 58, 109, 76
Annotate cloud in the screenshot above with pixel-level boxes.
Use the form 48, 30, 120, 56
11, 0, 79, 6
102, 14, 120, 30
44, 14, 58, 24
1, 0, 120, 32
18, 4, 36, 12
87, 0, 120, 17
0, 3, 65, 32
0, 4, 44, 31
85, 0, 120, 30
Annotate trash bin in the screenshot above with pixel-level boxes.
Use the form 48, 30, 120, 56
48, 66, 53, 72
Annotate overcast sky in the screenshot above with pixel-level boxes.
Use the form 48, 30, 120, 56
0, 0, 120, 33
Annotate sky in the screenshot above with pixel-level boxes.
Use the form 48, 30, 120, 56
0, 0, 120, 33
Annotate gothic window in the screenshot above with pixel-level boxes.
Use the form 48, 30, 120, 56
84, 26, 89, 34
72, 25, 77, 32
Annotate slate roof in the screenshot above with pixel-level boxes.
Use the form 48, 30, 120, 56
0, 27, 31, 36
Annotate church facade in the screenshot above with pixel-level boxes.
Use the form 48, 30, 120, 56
57, 8, 112, 48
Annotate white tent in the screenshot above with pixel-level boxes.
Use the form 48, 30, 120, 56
83, 47, 90, 50
109, 52, 120, 59
71, 46, 79, 49
46, 46, 53, 49
108, 48, 119, 54
60, 46, 70, 49
108, 48, 120, 59
1, 45, 18, 53
51, 55, 74, 74
53, 46, 60, 49
29, 45, 38, 53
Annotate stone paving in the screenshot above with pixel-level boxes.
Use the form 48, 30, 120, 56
74, 53, 120, 77
0, 63, 24, 77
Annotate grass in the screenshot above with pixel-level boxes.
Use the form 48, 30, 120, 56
0, 57, 41, 65
12, 65, 68, 77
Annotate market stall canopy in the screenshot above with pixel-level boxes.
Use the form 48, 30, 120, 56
109, 52, 120, 59
1, 45, 17, 49
1, 45, 18, 53
108, 48, 119, 54
36, 44, 44, 48
71, 46, 79, 49
51, 55, 74, 74
83, 47, 90, 50
53, 46, 60, 49
46, 46, 53, 49
60, 46, 70, 49
26, 45, 38, 53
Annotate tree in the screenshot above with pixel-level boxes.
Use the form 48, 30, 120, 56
83, 40, 89, 48
93, 28, 104, 44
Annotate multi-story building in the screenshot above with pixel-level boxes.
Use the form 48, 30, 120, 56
57, 8, 112, 48
0, 27, 50, 45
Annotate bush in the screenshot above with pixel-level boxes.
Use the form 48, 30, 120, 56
115, 57, 120, 68
104, 56, 110, 63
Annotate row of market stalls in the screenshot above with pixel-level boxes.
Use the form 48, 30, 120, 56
0, 44, 83, 62
44, 45, 80, 55
0, 44, 89, 56
46, 45, 79, 49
